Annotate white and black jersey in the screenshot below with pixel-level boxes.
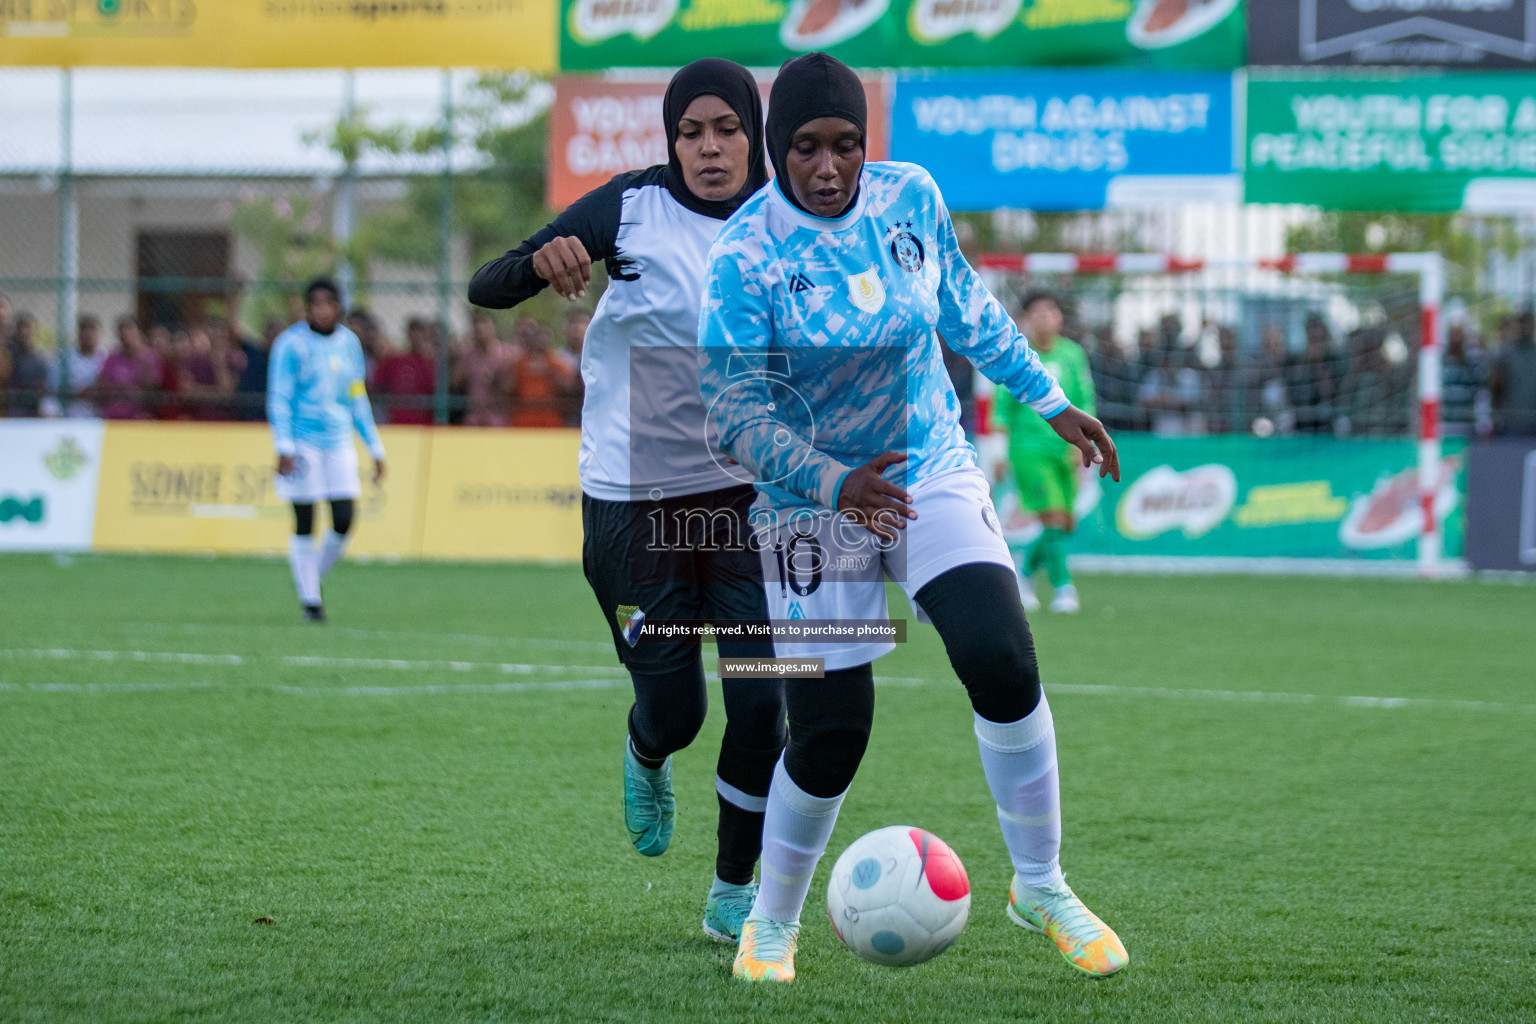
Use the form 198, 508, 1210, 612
469, 165, 745, 503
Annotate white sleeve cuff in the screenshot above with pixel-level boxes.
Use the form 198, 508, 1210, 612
273, 439, 296, 457
818, 462, 854, 511
1029, 385, 1070, 420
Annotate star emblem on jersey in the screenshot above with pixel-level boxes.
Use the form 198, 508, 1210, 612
887, 221, 925, 273
846, 267, 886, 315
787, 271, 817, 293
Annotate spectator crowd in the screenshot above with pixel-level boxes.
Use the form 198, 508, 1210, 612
2, 289, 1533, 437
1009, 306, 1536, 439
0, 292, 587, 429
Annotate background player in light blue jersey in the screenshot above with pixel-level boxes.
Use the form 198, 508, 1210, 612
700, 54, 1126, 983
268, 278, 386, 623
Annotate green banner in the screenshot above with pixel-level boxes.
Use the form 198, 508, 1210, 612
558, 0, 1244, 71
901, 0, 1243, 70
995, 435, 1466, 563
1245, 75, 1536, 211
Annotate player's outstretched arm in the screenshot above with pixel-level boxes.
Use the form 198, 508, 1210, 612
1047, 405, 1120, 482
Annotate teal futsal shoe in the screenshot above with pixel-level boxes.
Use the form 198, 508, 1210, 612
622, 739, 675, 857
702, 877, 758, 943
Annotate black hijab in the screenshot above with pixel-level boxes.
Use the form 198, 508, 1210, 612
662, 58, 769, 221
766, 52, 868, 216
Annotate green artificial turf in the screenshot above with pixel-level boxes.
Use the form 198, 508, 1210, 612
1, 554, 1533, 1023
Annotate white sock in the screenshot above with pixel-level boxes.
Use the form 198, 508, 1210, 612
288, 535, 321, 606
318, 530, 349, 579
974, 694, 1064, 889
752, 757, 846, 924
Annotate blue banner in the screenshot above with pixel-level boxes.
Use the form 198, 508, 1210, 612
891, 71, 1237, 212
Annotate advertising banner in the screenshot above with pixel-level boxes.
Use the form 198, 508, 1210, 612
0, 0, 555, 70
417, 429, 582, 561
898, 0, 1244, 69
1464, 438, 1536, 572
993, 435, 1466, 563
0, 420, 104, 552
91, 423, 427, 557
547, 75, 890, 209
891, 70, 1236, 211
1248, 0, 1536, 69
1246, 75, 1536, 212
558, 0, 1245, 71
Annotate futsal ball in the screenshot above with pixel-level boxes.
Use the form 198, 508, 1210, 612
826, 826, 971, 967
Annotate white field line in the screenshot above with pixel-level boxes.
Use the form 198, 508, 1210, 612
0, 649, 243, 665
1, 648, 1529, 712
273, 678, 627, 696
1047, 682, 1536, 714
0, 680, 218, 693
123, 621, 615, 651
279, 655, 628, 675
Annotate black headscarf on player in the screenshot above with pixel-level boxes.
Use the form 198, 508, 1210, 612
766, 52, 868, 217
662, 58, 769, 220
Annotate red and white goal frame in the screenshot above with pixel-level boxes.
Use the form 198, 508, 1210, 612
976, 252, 1448, 577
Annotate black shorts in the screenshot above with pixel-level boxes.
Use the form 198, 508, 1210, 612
582, 485, 769, 673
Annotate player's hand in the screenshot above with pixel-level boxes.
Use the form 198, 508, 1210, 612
532, 236, 593, 300
1048, 406, 1120, 482
373, 458, 386, 485
836, 451, 915, 543
276, 455, 295, 477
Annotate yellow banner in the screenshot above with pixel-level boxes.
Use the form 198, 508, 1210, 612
417, 427, 581, 561
0, 0, 555, 70
92, 422, 427, 556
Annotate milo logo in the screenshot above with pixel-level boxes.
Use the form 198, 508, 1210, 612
1116, 464, 1236, 540
908, 0, 1020, 43
568, 0, 678, 43
0, 495, 45, 525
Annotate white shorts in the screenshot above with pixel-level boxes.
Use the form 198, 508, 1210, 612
274, 443, 361, 504
759, 465, 1013, 671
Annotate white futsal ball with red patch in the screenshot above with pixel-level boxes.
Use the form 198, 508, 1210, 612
826, 826, 971, 967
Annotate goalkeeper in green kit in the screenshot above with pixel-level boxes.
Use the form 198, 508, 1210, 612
993, 291, 1097, 614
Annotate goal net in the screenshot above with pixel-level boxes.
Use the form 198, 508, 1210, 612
973, 253, 1460, 577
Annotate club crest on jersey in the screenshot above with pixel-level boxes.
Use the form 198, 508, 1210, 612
846, 267, 886, 314
887, 221, 925, 273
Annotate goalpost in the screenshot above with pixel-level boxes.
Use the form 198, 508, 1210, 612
974, 252, 1451, 578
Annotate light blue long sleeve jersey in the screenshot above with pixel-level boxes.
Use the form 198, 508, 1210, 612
267, 321, 385, 459
698, 161, 1067, 514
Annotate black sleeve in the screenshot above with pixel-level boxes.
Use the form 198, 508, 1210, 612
467, 168, 656, 309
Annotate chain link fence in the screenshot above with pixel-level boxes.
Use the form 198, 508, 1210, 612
2, 68, 1535, 434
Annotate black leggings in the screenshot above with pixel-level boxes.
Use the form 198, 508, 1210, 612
782, 561, 1042, 799
292, 498, 354, 537
629, 641, 787, 885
